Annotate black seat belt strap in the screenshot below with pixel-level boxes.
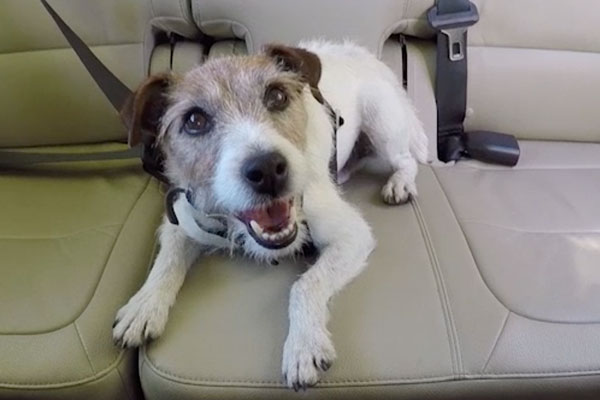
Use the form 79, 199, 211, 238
0, 147, 141, 167
40, 0, 130, 110
428, 0, 520, 166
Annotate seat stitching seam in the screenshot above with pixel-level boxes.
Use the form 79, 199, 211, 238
142, 351, 453, 385
481, 311, 510, 373
411, 197, 456, 372
197, 19, 254, 52
179, 0, 187, 21
0, 42, 141, 57
460, 220, 600, 235
430, 168, 510, 318
0, 178, 153, 337
148, 0, 156, 19
411, 195, 462, 376
73, 321, 95, 374
0, 352, 125, 387
0, 223, 121, 240
432, 169, 600, 326
74, 177, 154, 373
141, 349, 600, 386
0, 178, 155, 386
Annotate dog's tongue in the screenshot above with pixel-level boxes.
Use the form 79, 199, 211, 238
240, 200, 290, 230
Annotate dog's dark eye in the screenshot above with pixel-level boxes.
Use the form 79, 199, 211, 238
264, 86, 289, 111
183, 108, 209, 135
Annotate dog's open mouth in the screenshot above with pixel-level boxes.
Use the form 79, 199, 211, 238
236, 198, 298, 249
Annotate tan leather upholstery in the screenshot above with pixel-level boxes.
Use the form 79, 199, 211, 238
0, 0, 197, 148
190, 0, 415, 55
404, 0, 600, 143
140, 149, 600, 399
150, 42, 205, 75
464, 0, 600, 142
429, 141, 600, 375
139, 1, 600, 398
0, 145, 163, 399
4, 0, 600, 398
0, 1, 191, 397
0, 0, 148, 147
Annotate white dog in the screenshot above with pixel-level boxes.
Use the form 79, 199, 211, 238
112, 40, 427, 390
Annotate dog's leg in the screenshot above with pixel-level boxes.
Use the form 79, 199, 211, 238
282, 182, 375, 389
112, 220, 200, 347
361, 82, 427, 205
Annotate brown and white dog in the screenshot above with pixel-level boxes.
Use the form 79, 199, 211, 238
112, 40, 427, 390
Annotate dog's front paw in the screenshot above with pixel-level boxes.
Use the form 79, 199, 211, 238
112, 289, 171, 348
282, 329, 336, 391
381, 173, 417, 205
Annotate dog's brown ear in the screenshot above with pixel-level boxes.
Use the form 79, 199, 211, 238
264, 44, 322, 91
121, 73, 174, 147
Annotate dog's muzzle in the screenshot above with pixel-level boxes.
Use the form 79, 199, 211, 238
165, 188, 299, 251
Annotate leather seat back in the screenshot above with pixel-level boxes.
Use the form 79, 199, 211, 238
462, 0, 600, 142
190, 0, 423, 56
0, 0, 197, 148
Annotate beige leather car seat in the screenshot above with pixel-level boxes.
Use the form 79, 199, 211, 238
2, 0, 600, 399
139, 1, 600, 399
0, 1, 197, 398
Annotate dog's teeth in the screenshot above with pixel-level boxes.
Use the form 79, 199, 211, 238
261, 232, 271, 241
250, 220, 263, 235
281, 227, 290, 237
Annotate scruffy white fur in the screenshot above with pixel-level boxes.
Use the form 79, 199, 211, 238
113, 40, 427, 389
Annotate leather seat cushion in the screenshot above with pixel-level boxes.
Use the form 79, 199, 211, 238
140, 141, 600, 399
0, 143, 163, 399
432, 141, 600, 375
140, 170, 457, 400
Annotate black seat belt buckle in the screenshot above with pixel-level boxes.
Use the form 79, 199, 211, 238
427, 2, 479, 61
463, 131, 520, 167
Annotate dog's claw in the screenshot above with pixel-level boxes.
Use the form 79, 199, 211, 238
282, 330, 336, 390
381, 174, 417, 205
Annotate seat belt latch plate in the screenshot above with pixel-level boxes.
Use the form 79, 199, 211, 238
427, 2, 479, 62
442, 27, 467, 61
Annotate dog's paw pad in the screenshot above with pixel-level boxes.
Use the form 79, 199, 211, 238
112, 290, 170, 348
282, 331, 336, 390
381, 177, 416, 205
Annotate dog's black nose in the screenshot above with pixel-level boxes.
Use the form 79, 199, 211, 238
242, 151, 289, 197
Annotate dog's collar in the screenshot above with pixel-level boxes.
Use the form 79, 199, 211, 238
322, 100, 344, 183
164, 188, 321, 265
165, 188, 232, 249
